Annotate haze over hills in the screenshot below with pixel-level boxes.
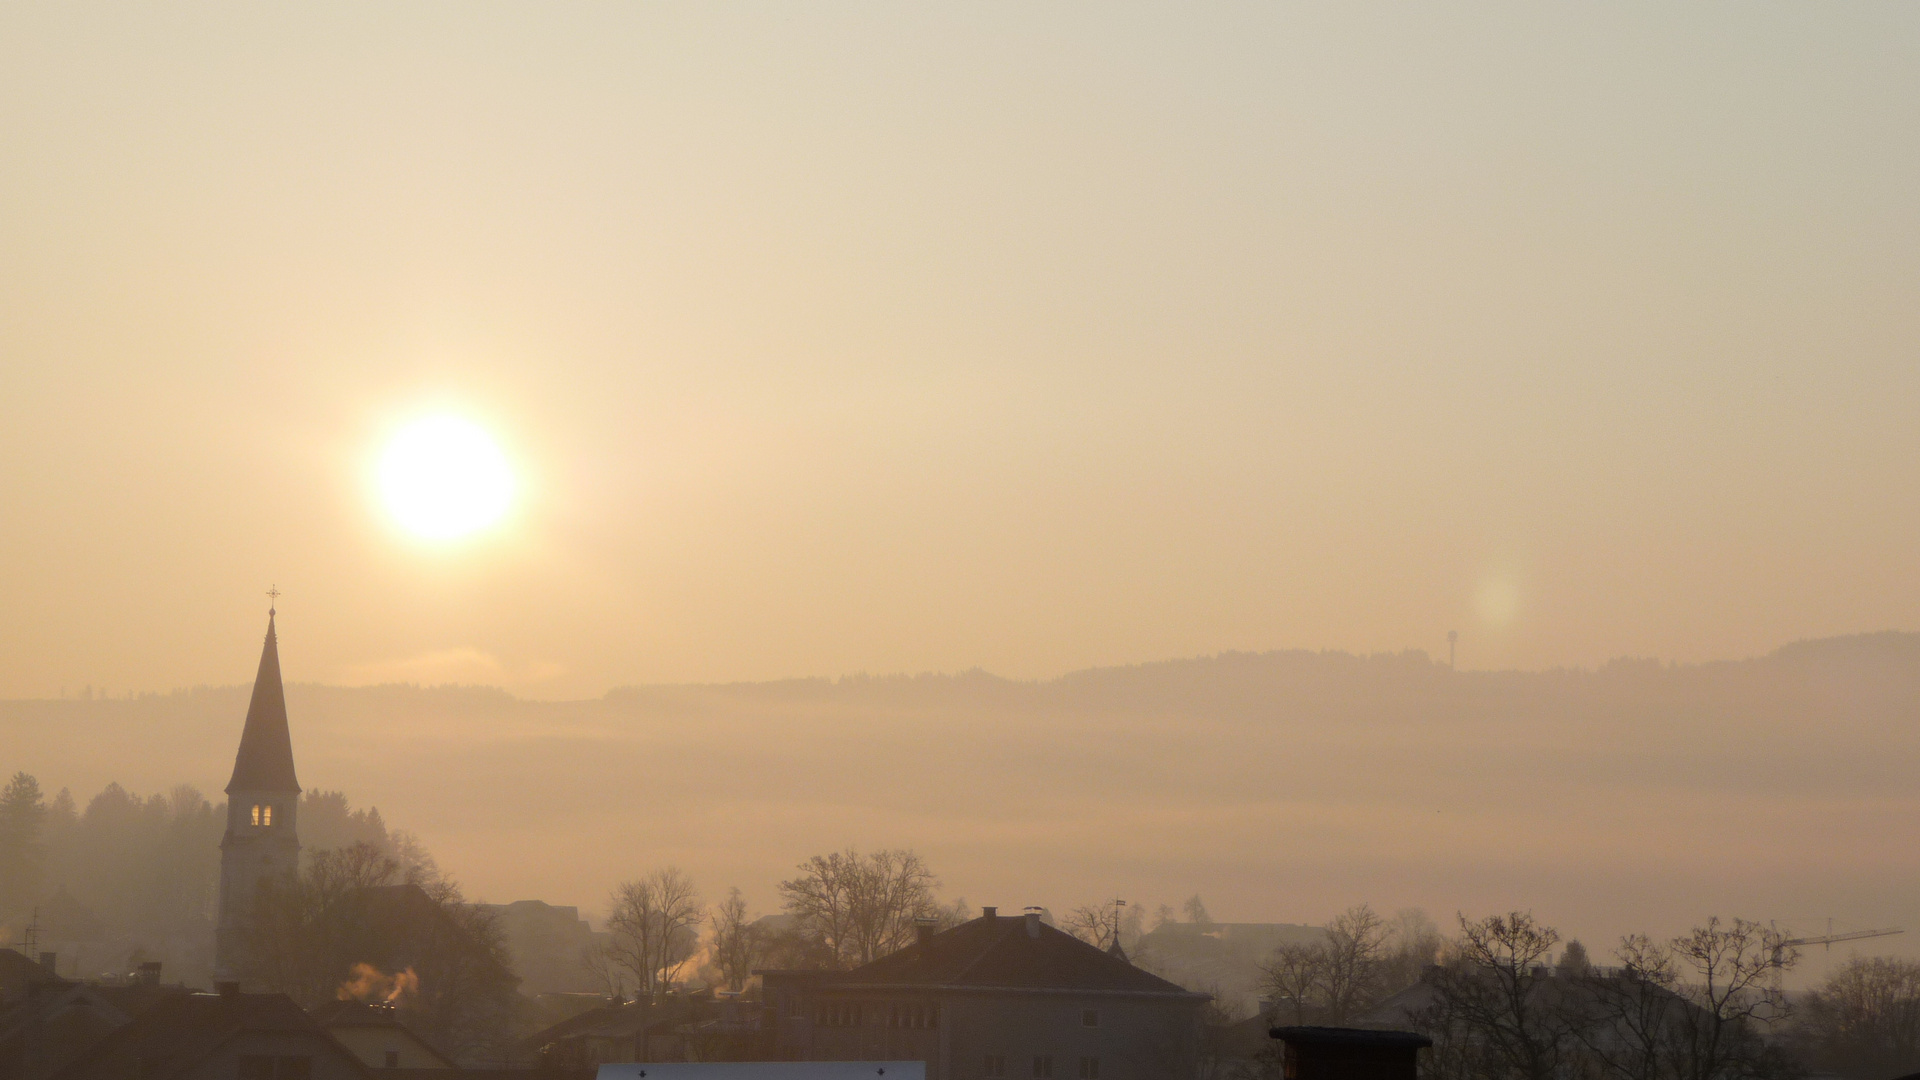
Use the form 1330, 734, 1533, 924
6, 631, 1919, 990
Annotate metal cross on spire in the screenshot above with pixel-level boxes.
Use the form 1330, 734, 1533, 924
267, 585, 280, 615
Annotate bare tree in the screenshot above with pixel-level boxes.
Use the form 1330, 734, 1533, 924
708, 886, 764, 993
777, 848, 940, 968
1571, 920, 1798, 1080
1184, 894, 1216, 928
1569, 933, 1684, 1080
244, 842, 517, 1064
1800, 955, 1920, 1079
1064, 902, 1123, 951
1379, 908, 1445, 994
1254, 903, 1393, 1025
1421, 911, 1568, 1080
1664, 917, 1797, 1080
605, 867, 702, 1000
1260, 941, 1325, 1025
1321, 903, 1391, 1023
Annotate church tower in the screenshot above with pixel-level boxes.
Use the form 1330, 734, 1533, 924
213, 607, 302, 982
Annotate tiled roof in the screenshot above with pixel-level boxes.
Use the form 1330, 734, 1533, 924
824, 914, 1205, 997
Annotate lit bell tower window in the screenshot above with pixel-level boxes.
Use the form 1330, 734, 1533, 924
251, 805, 261, 826
262, 805, 272, 826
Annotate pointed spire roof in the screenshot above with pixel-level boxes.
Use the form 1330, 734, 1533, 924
225, 612, 301, 794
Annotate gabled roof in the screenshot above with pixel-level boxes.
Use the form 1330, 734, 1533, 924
226, 612, 301, 794
51, 990, 366, 1079
819, 914, 1206, 998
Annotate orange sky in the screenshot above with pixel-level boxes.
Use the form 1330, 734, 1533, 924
3, 4, 1918, 699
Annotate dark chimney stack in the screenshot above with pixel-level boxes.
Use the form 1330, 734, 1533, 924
916, 919, 937, 953
1024, 907, 1043, 938
982, 906, 997, 921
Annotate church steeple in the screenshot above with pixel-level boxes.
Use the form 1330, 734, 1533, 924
224, 611, 301, 794
215, 602, 303, 983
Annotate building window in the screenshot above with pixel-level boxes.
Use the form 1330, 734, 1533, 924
888, 1003, 938, 1029
817, 1001, 861, 1027
385, 1049, 401, 1067
239, 1057, 312, 1080
1082, 1009, 1099, 1027
262, 805, 272, 826
250, 805, 261, 826
984, 1056, 1006, 1078
1033, 1056, 1054, 1079
1079, 1059, 1100, 1080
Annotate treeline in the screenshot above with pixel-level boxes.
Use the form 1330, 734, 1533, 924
588, 849, 974, 1001
0, 770, 435, 985
1227, 905, 1920, 1080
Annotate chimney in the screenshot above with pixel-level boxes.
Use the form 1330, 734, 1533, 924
137, 961, 162, 987
1024, 907, 1042, 938
37, 952, 57, 974
916, 920, 937, 953
982, 907, 997, 921
216, 981, 241, 998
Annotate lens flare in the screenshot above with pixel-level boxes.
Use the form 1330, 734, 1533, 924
377, 416, 514, 540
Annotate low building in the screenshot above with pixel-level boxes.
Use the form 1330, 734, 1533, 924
761, 907, 1209, 1080
311, 999, 458, 1071
50, 985, 369, 1079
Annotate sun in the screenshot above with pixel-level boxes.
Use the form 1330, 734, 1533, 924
377, 415, 515, 540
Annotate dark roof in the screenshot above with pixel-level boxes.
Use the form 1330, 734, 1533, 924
1270, 1026, 1433, 1049
0, 948, 68, 996
52, 990, 365, 1079
813, 914, 1206, 998
226, 612, 301, 794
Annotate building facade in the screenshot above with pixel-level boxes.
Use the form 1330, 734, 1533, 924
214, 610, 304, 984
762, 909, 1209, 1080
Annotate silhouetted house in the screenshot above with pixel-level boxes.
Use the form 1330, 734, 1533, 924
1268, 1027, 1430, 1080
0, 955, 199, 1079
311, 1000, 458, 1071
1204, 1013, 1283, 1080
761, 907, 1209, 1080
478, 901, 609, 996
527, 994, 757, 1069
50, 986, 370, 1079
0, 949, 66, 1000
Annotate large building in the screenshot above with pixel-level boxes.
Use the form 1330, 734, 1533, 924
213, 609, 303, 984
762, 908, 1209, 1080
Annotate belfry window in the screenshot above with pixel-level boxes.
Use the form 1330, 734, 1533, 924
262, 805, 272, 826
251, 805, 261, 826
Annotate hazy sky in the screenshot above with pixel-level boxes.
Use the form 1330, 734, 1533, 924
3, 4, 1917, 699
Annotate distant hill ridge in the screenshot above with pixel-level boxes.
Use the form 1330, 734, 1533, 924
10, 629, 1918, 705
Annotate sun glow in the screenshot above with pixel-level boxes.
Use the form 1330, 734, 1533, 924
377, 415, 514, 540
